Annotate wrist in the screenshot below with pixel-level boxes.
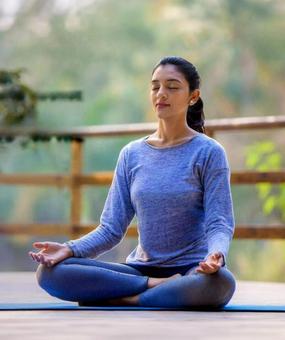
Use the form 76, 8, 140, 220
63, 243, 74, 257
207, 251, 225, 266
216, 251, 225, 266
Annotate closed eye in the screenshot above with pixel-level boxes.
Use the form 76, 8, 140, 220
151, 87, 179, 91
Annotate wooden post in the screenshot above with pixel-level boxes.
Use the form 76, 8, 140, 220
70, 139, 83, 239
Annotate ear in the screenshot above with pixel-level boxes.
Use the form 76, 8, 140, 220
188, 89, 200, 106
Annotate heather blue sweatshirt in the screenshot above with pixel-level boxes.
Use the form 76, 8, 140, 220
65, 133, 235, 267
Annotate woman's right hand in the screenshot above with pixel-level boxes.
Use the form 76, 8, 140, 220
28, 241, 73, 267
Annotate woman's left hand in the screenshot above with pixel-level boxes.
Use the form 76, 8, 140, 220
195, 252, 224, 274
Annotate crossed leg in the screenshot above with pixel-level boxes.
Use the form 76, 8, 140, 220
133, 266, 236, 308
36, 258, 235, 308
36, 257, 179, 304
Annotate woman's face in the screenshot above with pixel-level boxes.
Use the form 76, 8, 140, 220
150, 64, 197, 120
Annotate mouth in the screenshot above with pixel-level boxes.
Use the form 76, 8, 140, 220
156, 103, 170, 109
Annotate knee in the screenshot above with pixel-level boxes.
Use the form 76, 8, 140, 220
36, 263, 64, 298
36, 257, 73, 289
182, 267, 236, 308
36, 264, 53, 291
204, 267, 236, 308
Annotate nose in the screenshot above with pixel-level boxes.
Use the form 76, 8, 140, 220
156, 86, 167, 99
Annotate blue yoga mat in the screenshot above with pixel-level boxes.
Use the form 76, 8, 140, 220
0, 303, 285, 312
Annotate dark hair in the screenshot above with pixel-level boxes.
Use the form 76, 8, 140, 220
152, 56, 205, 134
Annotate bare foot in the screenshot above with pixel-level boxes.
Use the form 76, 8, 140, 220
106, 273, 182, 306
105, 294, 140, 306
147, 273, 182, 288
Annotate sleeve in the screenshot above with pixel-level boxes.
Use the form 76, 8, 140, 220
64, 145, 135, 258
201, 143, 235, 265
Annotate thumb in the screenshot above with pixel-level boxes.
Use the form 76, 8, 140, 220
33, 242, 48, 249
215, 252, 224, 261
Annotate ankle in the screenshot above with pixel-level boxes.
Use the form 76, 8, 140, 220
147, 277, 163, 288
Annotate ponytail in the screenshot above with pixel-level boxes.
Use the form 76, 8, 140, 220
186, 97, 205, 133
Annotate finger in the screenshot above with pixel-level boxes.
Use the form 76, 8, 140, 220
214, 252, 224, 264
207, 263, 220, 271
215, 255, 223, 264
39, 254, 46, 265
208, 252, 221, 262
29, 252, 36, 261
198, 262, 212, 271
206, 264, 222, 274
30, 253, 39, 262
206, 255, 221, 265
211, 254, 219, 262
208, 253, 219, 261
200, 263, 217, 273
196, 266, 214, 274
206, 266, 219, 273
40, 254, 51, 266
206, 261, 220, 268
197, 261, 220, 273
31, 252, 38, 260
209, 264, 220, 271
33, 242, 48, 249
197, 269, 215, 274
196, 267, 214, 274
195, 264, 209, 273
196, 267, 205, 273
34, 253, 42, 263
200, 262, 214, 270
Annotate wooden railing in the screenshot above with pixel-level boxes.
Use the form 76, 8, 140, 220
0, 115, 285, 239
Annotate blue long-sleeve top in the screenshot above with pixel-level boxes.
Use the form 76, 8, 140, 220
65, 133, 235, 267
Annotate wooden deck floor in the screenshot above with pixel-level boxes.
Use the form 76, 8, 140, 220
0, 272, 285, 339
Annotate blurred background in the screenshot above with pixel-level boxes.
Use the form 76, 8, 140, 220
0, 0, 284, 281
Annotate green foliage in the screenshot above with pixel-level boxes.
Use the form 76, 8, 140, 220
0, 69, 37, 125
0, 69, 82, 127
245, 141, 285, 220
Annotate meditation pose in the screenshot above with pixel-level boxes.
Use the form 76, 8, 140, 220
29, 56, 236, 308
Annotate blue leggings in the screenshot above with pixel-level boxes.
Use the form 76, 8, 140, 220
36, 257, 236, 308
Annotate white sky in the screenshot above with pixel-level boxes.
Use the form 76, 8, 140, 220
0, 0, 22, 16
0, 0, 97, 30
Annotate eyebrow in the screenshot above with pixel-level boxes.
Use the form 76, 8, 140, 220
151, 79, 182, 83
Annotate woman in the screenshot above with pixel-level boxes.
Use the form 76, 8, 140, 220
29, 56, 236, 308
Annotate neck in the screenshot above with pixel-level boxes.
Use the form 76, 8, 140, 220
155, 118, 195, 142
